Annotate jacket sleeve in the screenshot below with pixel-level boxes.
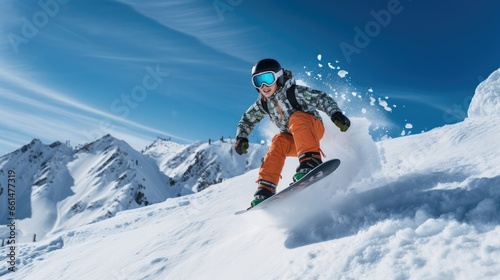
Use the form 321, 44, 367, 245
236, 100, 267, 138
295, 85, 342, 118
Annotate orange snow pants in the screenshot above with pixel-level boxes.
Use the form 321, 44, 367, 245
258, 111, 325, 190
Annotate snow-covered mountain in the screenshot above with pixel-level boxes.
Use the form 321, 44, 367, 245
0, 134, 186, 242
0, 139, 74, 239
144, 138, 268, 192
0, 69, 499, 279
50, 135, 185, 235
0, 133, 268, 243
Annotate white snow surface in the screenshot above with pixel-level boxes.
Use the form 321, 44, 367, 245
468, 68, 500, 119
0, 69, 499, 279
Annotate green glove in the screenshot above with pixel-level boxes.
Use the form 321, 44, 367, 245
331, 112, 351, 132
234, 137, 249, 155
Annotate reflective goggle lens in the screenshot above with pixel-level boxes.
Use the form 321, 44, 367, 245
251, 70, 283, 88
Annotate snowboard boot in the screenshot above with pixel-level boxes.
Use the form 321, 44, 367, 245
293, 152, 322, 182
250, 180, 276, 207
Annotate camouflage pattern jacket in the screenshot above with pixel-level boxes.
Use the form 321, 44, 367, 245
236, 70, 342, 139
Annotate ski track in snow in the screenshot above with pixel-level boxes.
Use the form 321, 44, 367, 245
0, 69, 499, 279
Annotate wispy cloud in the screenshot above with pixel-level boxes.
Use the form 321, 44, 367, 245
0, 65, 192, 155
115, 0, 261, 63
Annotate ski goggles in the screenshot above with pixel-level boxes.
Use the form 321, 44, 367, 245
251, 69, 283, 89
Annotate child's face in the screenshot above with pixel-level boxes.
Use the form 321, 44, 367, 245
259, 83, 278, 98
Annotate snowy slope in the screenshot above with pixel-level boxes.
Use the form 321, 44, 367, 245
0, 69, 499, 279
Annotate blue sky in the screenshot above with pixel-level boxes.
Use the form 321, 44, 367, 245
1, 0, 499, 156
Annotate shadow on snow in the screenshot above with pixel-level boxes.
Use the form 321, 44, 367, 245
284, 172, 500, 249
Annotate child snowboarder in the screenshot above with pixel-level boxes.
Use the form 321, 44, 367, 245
234, 58, 351, 207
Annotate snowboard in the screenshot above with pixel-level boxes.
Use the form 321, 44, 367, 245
234, 159, 341, 215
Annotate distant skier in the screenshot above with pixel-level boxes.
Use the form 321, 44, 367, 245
234, 58, 350, 207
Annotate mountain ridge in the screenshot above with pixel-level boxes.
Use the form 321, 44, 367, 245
0, 133, 268, 242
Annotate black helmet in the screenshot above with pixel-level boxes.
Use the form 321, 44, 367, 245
251, 58, 282, 76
